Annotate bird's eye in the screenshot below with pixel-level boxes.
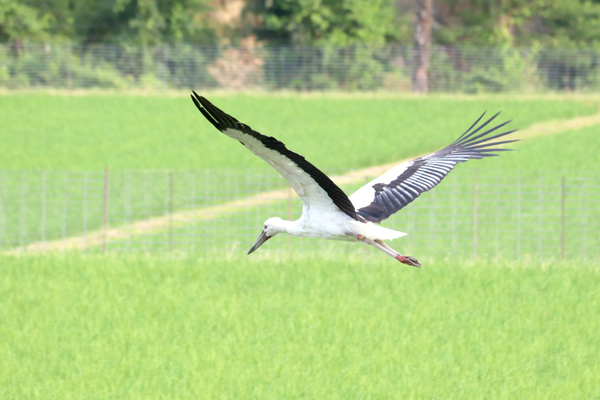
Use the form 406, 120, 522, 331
264, 225, 267, 230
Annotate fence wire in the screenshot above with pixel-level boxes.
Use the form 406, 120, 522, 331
0, 170, 598, 260
2, 43, 600, 92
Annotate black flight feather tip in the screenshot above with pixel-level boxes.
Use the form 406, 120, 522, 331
190, 92, 359, 220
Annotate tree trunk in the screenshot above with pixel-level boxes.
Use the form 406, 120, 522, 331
412, 0, 432, 93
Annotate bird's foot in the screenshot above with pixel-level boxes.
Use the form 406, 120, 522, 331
395, 255, 421, 268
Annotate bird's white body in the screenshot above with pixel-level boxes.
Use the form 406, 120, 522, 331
266, 209, 407, 242
191, 92, 517, 267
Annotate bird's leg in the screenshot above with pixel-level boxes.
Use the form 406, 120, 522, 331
375, 239, 421, 267
356, 235, 421, 267
363, 237, 421, 268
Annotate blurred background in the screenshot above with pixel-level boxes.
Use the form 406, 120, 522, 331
0, 0, 599, 259
2, 0, 600, 91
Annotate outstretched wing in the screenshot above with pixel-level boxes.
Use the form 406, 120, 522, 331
190, 92, 358, 220
349, 112, 518, 223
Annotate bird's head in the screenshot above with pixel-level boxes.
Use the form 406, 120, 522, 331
248, 217, 283, 254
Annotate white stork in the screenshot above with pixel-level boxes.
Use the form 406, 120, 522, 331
190, 92, 517, 267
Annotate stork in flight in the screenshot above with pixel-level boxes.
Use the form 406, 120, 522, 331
190, 92, 517, 267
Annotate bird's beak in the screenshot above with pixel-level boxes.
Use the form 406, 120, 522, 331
248, 230, 271, 255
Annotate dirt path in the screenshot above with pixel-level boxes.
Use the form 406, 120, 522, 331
516, 111, 600, 140
10, 110, 600, 253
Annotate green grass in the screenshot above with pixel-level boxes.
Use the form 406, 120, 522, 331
458, 124, 600, 177
2, 94, 599, 397
0, 93, 597, 171
2, 93, 600, 254
1, 254, 599, 399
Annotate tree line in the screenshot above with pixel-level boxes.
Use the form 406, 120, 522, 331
2, 0, 600, 48
2, 0, 600, 92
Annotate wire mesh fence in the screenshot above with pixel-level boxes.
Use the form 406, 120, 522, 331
2, 43, 600, 92
0, 169, 598, 260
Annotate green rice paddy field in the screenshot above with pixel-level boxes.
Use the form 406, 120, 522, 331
1, 92, 600, 253
1, 93, 600, 398
0, 92, 598, 171
1, 253, 599, 399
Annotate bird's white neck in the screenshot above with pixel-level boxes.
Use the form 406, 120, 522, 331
273, 219, 304, 237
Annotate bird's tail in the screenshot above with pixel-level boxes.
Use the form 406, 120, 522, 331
374, 226, 407, 241
352, 221, 407, 241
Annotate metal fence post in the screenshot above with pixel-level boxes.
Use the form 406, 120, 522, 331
169, 171, 174, 250
364, 175, 371, 258
538, 176, 543, 259
473, 170, 478, 259
288, 184, 292, 254
103, 166, 109, 253
516, 175, 521, 260
191, 171, 197, 252
123, 171, 131, 250
62, 173, 67, 250
20, 172, 27, 250
561, 176, 566, 261
82, 172, 88, 251
42, 172, 46, 253
451, 178, 457, 256
582, 179, 588, 259
0, 172, 5, 250
495, 175, 500, 258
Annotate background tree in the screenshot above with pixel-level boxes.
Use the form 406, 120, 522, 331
3, 0, 600, 49
0, 0, 217, 45
413, 0, 432, 92
433, 0, 600, 48
0, 0, 48, 42
243, 0, 409, 46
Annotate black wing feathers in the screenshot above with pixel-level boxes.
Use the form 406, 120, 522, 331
356, 112, 518, 223
190, 91, 359, 220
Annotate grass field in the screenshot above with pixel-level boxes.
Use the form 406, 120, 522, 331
1, 94, 599, 398
459, 122, 600, 176
1, 92, 598, 171
2, 92, 600, 254
1, 253, 599, 399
